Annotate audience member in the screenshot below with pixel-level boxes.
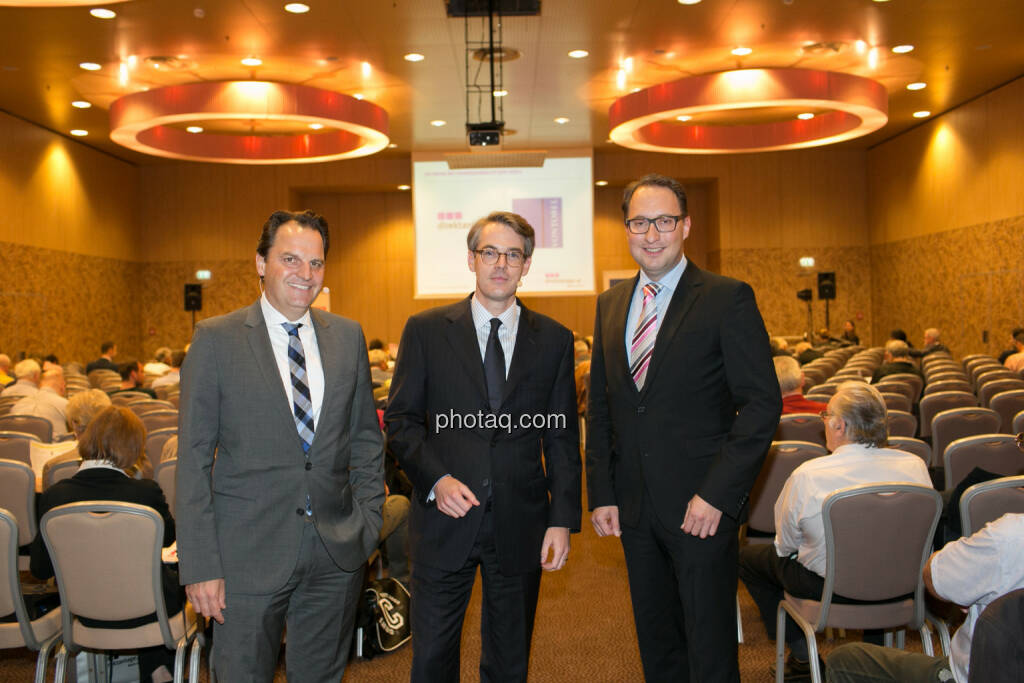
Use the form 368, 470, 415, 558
110, 359, 157, 399
151, 350, 185, 389
30, 405, 181, 683
871, 339, 925, 384
85, 341, 118, 374
770, 337, 792, 357
368, 348, 391, 385
738, 381, 932, 679
997, 327, 1024, 365
41, 389, 115, 483
367, 338, 385, 351
1003, 330, 1024, 373
889, 329, 913, 348
775, 356, 827, 415
793, 341, 823, 365
11, 368, 69, 438
1, 358, 41, 398
0, 354, 13, 387
574, 339, 591, 364
42, 354, 61, 373
143, 347, 173, 376
840, 320, 860, 345
575, 358, 591, 416
910, 327, 949, 359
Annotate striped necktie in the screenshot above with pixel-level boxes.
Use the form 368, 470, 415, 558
282, 322, 315, 454
630, 282, 662, 390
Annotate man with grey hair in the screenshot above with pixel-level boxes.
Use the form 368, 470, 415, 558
871, 339, 924, 384
144, 347, 173, 376
738, 381, 932, 679
12, 368, 69, 438
775, 356, 827, 415
1, 359, 41, 398
910, 327, 949, 359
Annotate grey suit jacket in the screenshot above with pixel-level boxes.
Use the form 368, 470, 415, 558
176, 301, 385, 594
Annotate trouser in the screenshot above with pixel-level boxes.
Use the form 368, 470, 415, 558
825, 642, 951, 682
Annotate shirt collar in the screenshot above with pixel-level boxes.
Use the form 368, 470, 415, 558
260, 293, 313, 329
638, 255, 687, 295
470, 294, 519, 331
78, 460, 129, 476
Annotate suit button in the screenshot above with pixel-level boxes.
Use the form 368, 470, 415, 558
637, 406, 646, 415
482, 478, 490, 487
295, 508, 304, 516
305, 462, 312, 470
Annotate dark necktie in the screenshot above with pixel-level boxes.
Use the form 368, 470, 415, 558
484, 317, 506, 413
282, 322, 315, 453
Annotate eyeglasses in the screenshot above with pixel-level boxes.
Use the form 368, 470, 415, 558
625, 214, 682, 234
473, 248, 525, 266
1016, 432, 1024, 452
819, 410, 833, 420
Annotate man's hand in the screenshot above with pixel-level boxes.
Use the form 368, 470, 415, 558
681, 494, 722, 538
540, 527, 570, 571
591, 505, 621, 537
186, 578, 226, 624
434, 475, 480, 518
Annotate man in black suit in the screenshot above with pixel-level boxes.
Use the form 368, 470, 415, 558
385, 210, 580, 683
587, 174, 781, 682
85, 340, 118, 374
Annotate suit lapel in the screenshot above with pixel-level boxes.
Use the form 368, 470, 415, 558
502, 298, 537, 408
445, 296, 488, 404
608, 275, 641, 402
308, 308, 333, 452
641, 262, 705, 397
245, 301, 306, 452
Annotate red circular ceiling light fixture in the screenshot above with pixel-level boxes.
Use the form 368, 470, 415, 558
609, 68, 888, 154
109, 81, 389, 164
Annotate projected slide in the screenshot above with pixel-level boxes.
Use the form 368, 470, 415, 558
413, 156, 595, 298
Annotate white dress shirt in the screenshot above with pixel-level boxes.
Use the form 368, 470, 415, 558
12, 387, 69, 438
260, 294, 325, 429
624, 256, 687, 359
470, 295, 520, 377
773, 442, 932, 576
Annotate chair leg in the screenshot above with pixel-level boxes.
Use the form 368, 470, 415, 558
54, 644, 68, 683
919, 624, 935, 657
779, 601, 824, 683
895, 629, 906, 649
35, 634, 61, 683
883, 630, 894, 648
736, 593, 744, 644
188, 636, 203, 682
174, 640, 188, 683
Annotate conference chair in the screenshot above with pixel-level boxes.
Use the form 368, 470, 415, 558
801, 367, 826, 389
931, 407, 1001, 469
990, 390, 1024, 434
1015, 411, 1024, 435
805, 385, 838, 402
874, 380, 914, 406
746, 441, 829, 539
919, 391, 978, 439
923, 379, 972, 396
960, 353, 992, 369
976, 368, 1019, 387
883, 373, 923, 404
86, 369, 119, 389
42, 502, 205, 683
0, 431, 41, 467
978, 379, 1024, 409
154, 459, 177, 519
885, 410, 917, 438
959, 475, 1024, 536
969, 362, 1004, 391
775, 414, 825, 448
775, 483, 942, 683
110, 391, 151, 406
0, 396, 22, 417
0, 415, 52, 444
140, 410, 179, 435
0, 461, 36, 571
879, 392, 912, 414
944, 434, 1023, 491
42, 455, 80, 490
145, 427, 177, 476
0, 509, 62, 683
886, 436, 931, 466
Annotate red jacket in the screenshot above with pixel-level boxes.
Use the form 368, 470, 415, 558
782, 394, 827, 415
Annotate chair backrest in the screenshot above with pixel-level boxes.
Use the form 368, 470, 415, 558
0, 507, 53, 650
886, 436, 931, 465
747, 441, 828, 533
931, 407, 1002, 468
41, 501, 177, 651
883, 373, 923, 404
971, 362, 1005, 390
885, 409, 917, 438
806, 384, 838, 401
0, 433, 36, 467
775, 413, 825, 447
977, 369, 1020, 387
144, 427, 177, 473
879, 392, 912, 414
923, 379, 972, 396
979, 379, 1024, 409
0, 415, 52, 443
990, 390, 1024, 434
801, 367, 826, 388
154, 458, 177, 519
959, 475, 1024, 536
140, 410, 178, 434
0, 461, 36, 547
944, 434, 1024, 491
961, 354, 993, 368
816, 483, 941, 631
42, 453, 81, 489
110, 391, 150, 406
1015, 410, 1024, 435
919, 391, 979, 438
86, 369, 119, 388
875, 380, 914, 406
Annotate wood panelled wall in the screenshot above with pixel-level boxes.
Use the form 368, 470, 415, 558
868, 76, 1024, 357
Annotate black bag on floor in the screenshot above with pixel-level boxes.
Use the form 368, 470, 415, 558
354, 577, 411, 659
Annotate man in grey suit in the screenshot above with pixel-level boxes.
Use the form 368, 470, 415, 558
176, 210, 385, 681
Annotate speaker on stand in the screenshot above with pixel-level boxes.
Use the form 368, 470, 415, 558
817, 272, 836, 330
184, 283, 203, 330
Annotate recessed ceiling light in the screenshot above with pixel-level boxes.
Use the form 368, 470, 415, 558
731, 46, 752, 56
284, 3, 310, 13
387, 143, 398, 148
397, 184, 411, 191
891, 45, 914, 54
797, 112, 815, 120
430, 120, 446, 127
308, 123, 324, 130
676, 115, 692, 122
913, 110, 931, 118
568, 49, 589, 59
492, 89, 508, 97
352, 93, 364, 100
241, 56, 262, 67
595, 180, 609, 186
69, 129, 88, 137
678, 0, 702, 4
186, 126, 203, 134
79, 62, 101, 71
554, 116, 570, 124
89, 8, 116, 19
872, 0, 890, 3
71, 100, 92, 109
906, 82, 927, 91
404, 53, 425, 62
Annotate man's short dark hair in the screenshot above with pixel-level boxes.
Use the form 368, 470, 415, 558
101, 341, 116, 354
1014, 330, 1024, 345
257, 210, 330, 259
118, 359, 140, 381
890, 329, 908, 342
367, 338, 385, 351
466, 211, 536, 258
621, 174, 688, 221
169, 350, 187, 368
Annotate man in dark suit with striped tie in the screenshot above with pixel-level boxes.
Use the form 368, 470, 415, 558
587, 174, 781, 682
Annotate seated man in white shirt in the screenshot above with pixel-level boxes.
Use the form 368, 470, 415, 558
738, 381, 933, 679
151, 350, 185, 389
12, 368, 69, 439
1, 358, 41, 398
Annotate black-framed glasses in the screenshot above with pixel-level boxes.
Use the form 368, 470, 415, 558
625, 214, 682, 234
474, 247, 525, 266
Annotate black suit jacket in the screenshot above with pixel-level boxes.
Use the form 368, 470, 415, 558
385, 296, 580, 575
586, 263, 781, 530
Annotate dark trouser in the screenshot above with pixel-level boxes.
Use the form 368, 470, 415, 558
410, 502, 541, 683
738, 544, 884, 649
213, 520, 364, 683
826, 643, 950, 682
619, 494, 740, 683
